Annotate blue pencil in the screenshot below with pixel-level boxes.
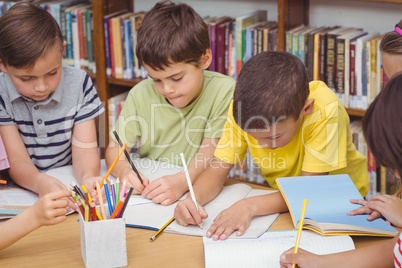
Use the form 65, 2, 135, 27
104, 182, 113, 216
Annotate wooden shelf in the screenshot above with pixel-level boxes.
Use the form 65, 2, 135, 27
107, 77, 143, 87
346, 108, 366, 117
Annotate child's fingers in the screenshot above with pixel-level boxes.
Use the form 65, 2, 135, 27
48, 189, 74, 200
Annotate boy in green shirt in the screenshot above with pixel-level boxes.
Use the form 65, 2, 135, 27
105, 1, 235, 205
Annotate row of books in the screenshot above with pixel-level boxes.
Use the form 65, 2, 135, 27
39, 1, 95, 73
103, 9, 276, 80
0, 1, 96, 73
204, 10, 278, 79
286, 25, 388, 110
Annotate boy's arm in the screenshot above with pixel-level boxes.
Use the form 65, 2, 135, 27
280, 232, 397, 268
71, 119, 102, 196
0, 125, 67, 196
0, 189, 71, 250
142, 137, 220, 205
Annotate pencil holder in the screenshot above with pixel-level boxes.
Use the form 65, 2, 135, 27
79, 214, 128, 268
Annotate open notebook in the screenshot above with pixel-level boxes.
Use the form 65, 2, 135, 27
276, 174, 398, 237
203, 230, 355, 268
124, 183, 279, 238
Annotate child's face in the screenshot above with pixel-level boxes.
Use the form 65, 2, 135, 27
247, 116, 303, 150
0, 44, 63, 102
382, 52, 402, 79
144, 53, 211, 108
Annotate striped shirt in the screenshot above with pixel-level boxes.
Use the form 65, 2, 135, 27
0, 65, 104, 172
395, 233, 402, 268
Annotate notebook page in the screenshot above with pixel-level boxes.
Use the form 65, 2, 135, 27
204, 230, 355, 268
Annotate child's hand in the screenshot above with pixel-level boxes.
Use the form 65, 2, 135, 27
80, 176, 104, 203
348, 194, 402, 226
280, 247, 321, 268
174, 197, 208, 227
30, 189, 74, 228
120, 167, 149, 195
37, 176, 77, 210
206, 199, 253, 240
142, 172, 187, 205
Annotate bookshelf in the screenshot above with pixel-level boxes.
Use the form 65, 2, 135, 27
91, 0, 308, 155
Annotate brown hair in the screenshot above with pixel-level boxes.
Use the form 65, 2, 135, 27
0, 2, 63, 69
233, 51, 309, 130
363, 72, 402, 196
380, 19, 402, 55
136, 0, 210, 70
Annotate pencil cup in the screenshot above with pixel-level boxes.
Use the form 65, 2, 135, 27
79, 214, 128, 268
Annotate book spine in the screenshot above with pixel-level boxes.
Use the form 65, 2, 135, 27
263, 27, 269, 52
60, 6, 67, 59
77, 9, 85, 69
71, 10, 80, 69
326, 33, 337, 90
81, 9, 88, 70
319, 33, 327, 82
120, 17, 127, 79
65, 10, 73, 63
216, 23, 226, 75
313, 33, 320, 81
306, 32, 314, 81
86, 10, 93, 72
210, 22, 217, 72
370, 39, 377, 105
114, 18, 123, 79
103, 17, 112, 77
335, 38, 345, 105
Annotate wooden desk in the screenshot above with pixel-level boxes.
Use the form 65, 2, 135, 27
0, 180, 394, 267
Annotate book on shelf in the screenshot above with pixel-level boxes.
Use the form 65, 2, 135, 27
276, 174, 398, 237
312, 27, 334, 81
209, 16, 232, 72
335, 30, 366, 106
235, 10, 267, 78
203, 230, 355, 268
285, 24, 305, 55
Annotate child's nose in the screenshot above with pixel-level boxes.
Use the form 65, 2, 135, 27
163, 83, 175, 94
34, 79, 48, 92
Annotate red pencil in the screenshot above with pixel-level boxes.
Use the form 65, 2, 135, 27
90, 202, 97, 221
110, 199, 124, 219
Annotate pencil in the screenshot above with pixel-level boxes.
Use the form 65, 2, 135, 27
116, 177, 120, 207
180, 153, 202, 229
84, 203, 89, 222
111, 182, 116, 210
99, 142, 128, 188
120, 179, 127, 201
90, 202, 97, 221
81, 185, 103, 220
104, 180, 113, 217
0, 179, 7, 184
96, 182, 107, 220
110, 199, 124, 219
113, 130, 143, 185
150, 217, 175, 242
292, 199, 308, 268
117, 187, 134, 218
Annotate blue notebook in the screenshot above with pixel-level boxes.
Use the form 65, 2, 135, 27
276, 174, 398, 237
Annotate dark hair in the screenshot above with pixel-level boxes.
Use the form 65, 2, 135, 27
380, 19, 402, 55
363, 72, 402, 196
136, 0, 210, 70
0, 2, 63, 69
233, 51, 309, 130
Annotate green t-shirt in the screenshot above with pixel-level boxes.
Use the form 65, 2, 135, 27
112, 70, 235, 166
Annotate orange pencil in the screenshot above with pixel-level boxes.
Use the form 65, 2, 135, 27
0, 179, 6, 184
99, 142, 128, 188
110, 199, 124, 219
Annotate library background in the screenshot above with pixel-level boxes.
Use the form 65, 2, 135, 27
0, 0, 400, 198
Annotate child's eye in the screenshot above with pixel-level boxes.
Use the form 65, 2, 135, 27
48, 71, 58, 76
20, 77, 31, 82
172, 77, 182, 82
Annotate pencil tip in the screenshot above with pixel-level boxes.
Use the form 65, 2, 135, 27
150, 236, 155, 242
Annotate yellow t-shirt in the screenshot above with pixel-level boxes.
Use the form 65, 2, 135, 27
215, 81, 369, 196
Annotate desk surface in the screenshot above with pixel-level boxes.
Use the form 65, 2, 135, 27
0, 180, 394, 268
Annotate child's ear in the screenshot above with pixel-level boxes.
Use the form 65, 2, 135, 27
302, 98, 315, 116
0, 60, 7, 74
199, 49, 212, 70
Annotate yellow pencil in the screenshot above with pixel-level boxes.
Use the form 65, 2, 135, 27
84, 203, 89, 222
150, 217, 175, 242
81, 185, 103, 220
292, 199, 308, 268
99, 142, 128, 188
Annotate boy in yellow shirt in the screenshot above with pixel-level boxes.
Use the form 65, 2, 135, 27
174, 51, 369, 240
